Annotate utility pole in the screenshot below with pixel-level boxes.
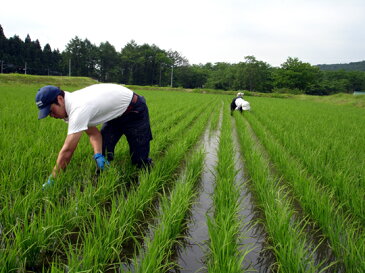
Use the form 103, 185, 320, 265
69, 59, 71, 76
24, 62, 27, 74
170, 65, 174, 88
159, 64, 162, 86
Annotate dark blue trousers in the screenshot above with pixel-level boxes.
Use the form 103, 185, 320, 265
101, 94, 153, 168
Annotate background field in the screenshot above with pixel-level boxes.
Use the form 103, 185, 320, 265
1, 75, 365, 272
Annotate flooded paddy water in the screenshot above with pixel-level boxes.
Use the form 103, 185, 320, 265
122, 111, 338, 273
174, 122, 220, 272
232, 119, 275, 272
174, 114, 273, 272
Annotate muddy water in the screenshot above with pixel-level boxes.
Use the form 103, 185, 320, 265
232, 121, 275, 272
174, 124, 221, 273
175, 114, 276, 273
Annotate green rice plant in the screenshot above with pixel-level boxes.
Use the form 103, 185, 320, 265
130, 149, 204, 273
50, 98, 213, 270
63, 103, 212, 270
234, 113, 321, 273
0, 166, 124, 271
147, 93, 195, 127
248, 97, 365, 225
206, 106, 248, 273
150, 100, 214, 158
209, 99, 221, 133
106, 91, 220, 173
7, 81, 353, 271
245, 110, 365, 271
0, 85, 219, 270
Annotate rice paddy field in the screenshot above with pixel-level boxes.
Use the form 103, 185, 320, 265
1, 76, 365, 272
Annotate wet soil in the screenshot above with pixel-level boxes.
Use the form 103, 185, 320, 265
174, 125, 220, 272
174, 114, 275, 273
232, 118, 276, 272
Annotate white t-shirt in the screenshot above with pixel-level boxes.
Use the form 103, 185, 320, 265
64, 84, 133, 134
235, 98, 251, 111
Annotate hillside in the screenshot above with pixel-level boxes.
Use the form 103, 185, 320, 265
317, 60, 365, 71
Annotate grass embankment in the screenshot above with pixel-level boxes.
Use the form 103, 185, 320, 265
0, 73, 98, 88
296, 92, 365, 108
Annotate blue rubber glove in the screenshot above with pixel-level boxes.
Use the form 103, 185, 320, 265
42, 175, 55, 189
93, 153, 109, 170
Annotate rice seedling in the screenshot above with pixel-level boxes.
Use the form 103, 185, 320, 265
249, 97, 365, 225
61, 99, 213, 271
234, 113, 321, 272
245, 110, 365, 271
0, 84, 215, 270
206, 105, 248, 273
1, 78, 364, 271
129, 149, 204, 273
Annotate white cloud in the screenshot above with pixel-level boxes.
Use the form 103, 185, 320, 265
1, 0, 365, 66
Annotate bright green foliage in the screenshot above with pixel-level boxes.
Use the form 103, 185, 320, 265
273, 57, 322, 93
1, 79, 365, 272
131, 150, 204, 273
234, 113, 320, 273
244, 96, 365, 271
0, 83, 217, 271
207, 107, 247, 272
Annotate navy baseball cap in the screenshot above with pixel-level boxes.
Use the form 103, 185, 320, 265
35, 85, 62, 119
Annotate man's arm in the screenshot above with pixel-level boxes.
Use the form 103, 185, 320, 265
52, 132, 83, 177
85, 126, 109, 170
85, 126, 102, 154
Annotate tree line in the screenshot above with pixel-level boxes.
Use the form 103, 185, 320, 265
318, 61, 365, 72
1, 24, 365, 95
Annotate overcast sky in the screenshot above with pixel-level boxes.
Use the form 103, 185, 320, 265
1, 0, 364, 67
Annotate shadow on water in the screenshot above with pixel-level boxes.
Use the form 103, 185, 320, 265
231, 118, 276, 273
172, 120, 221, 273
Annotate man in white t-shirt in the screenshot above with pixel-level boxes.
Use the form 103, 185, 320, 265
230, 92, 251, 115
35, 84, 153, 188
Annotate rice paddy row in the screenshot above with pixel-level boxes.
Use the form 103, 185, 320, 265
1, 83, 364, 272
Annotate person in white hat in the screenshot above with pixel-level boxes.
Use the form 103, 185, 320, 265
230, 92, 251, 115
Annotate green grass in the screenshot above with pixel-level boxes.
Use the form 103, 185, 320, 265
0, 73, 98, 87
296, 92, 365, 108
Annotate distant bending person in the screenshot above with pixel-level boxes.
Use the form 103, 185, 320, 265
230, 92, 251, 115
35, 83, 153, 188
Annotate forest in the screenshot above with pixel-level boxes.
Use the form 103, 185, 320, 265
1, 24, 365, 95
